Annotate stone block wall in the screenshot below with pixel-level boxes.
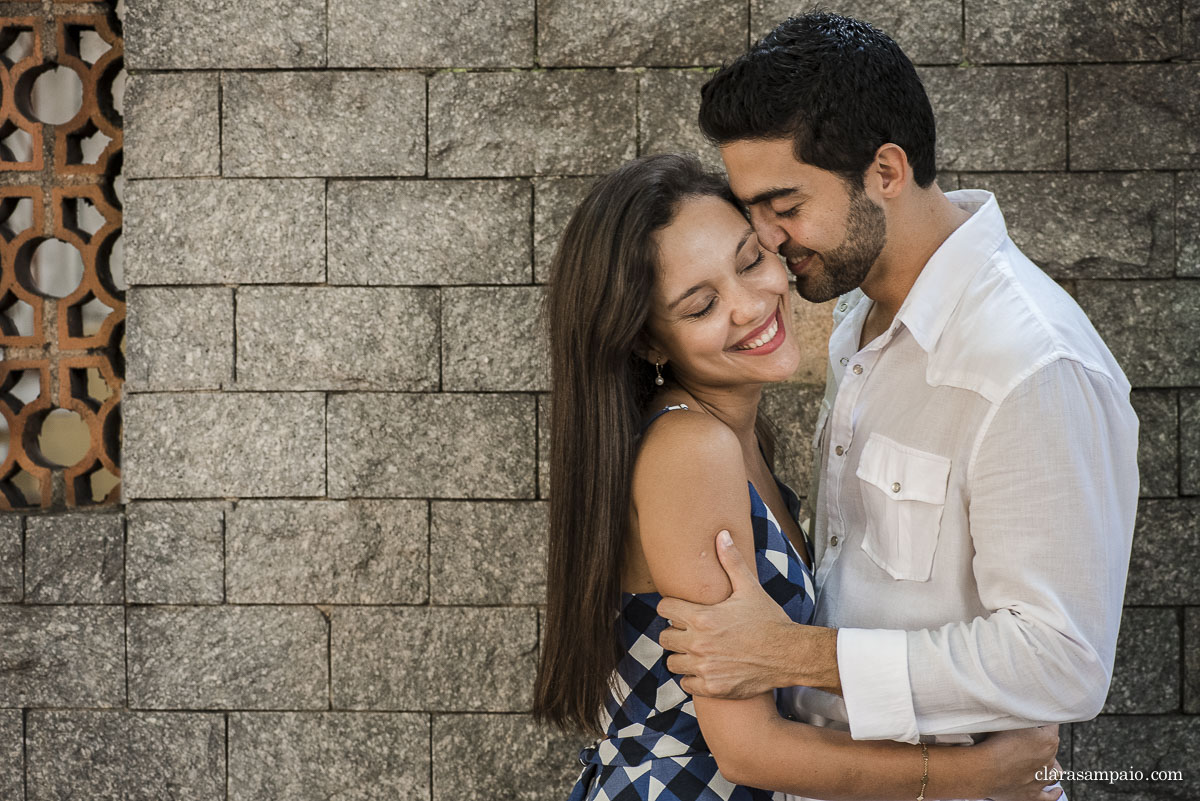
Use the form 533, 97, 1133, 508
3, 1, 1198, 799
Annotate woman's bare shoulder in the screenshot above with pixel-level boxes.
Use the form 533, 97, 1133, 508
632, 410, 749, 521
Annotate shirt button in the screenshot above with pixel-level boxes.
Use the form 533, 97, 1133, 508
852, 364, 863, 375
838, 302, 848, 312
835, 445, 844, 456
839, 357, 849, 366
830, 536, 839, 546
891, 482, 901, 493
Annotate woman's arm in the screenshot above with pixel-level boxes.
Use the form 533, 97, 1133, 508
632, 412, 1059, 801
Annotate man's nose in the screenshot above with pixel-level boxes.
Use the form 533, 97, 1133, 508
749, 209, 788, 253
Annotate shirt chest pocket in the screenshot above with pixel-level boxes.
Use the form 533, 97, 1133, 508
854, 433, 951, 582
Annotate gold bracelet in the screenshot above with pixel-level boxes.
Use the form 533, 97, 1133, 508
916, 742, 929, 801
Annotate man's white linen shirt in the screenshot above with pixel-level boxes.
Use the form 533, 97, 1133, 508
782, 189, 1140, 745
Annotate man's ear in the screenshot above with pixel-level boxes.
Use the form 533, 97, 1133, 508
867, 143, 910, 199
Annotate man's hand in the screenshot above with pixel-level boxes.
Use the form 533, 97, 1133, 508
657, 530, 837, 698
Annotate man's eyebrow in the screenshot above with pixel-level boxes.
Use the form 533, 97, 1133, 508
667, 228, 755, 312
742, 186, 801, 207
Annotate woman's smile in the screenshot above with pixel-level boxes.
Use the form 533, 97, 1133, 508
730, 305, 786, 355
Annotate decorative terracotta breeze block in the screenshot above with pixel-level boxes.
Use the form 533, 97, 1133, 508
0, 10, 124, 509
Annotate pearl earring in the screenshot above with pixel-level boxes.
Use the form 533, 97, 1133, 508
655, 360, 664, 386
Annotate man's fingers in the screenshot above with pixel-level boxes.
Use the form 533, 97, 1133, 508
658, 626, 688, 654
665, 652, 696, 676
715, 529, 757, 592
657, 596, 702, 626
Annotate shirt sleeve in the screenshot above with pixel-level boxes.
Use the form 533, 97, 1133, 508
837, 357, 1139, 741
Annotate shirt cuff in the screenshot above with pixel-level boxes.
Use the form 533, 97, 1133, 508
836, 627, 920, 743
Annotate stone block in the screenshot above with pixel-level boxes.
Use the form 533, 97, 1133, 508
1125, 499, 1200, 605
430, 501, 547, 604
332, 606, 537, 711
965, 0, 1180, 62
429, 71, 636, 177
753, 0, 962, 64
124, 72, 219, 178
1187, 0, 1200, 58
1186, 608, 1199, 713
539, 0, 743, 66
967, 173, 1173, 279
122, 391, 325, 499
1102, 607, 1180, 713
1130, 391, 1178, 498
329, 0, 533, 67
126, 286, 233, 391
236, 286, 438, 391
1073, 716, 1199, 800
0, 517, 19, 601
638, 70, 725, 172
126, 501, 226, 604
1183, 391, 1200, 495
128, 606, 327, 709
26, 710, 224, 801
124, 0, 325, 69
25, 513, 123, 604
790, 298, 837, 384
533, 177, 596, 284
0, 606, 124, 706
1179, 173, 1200, 277
229, 712, 429, 801
0, 709, 20, 801
442, 286, 549, 391
921, 67, 1066, 171
328, 393, 535, 499
1075, 281, 1200, 387
223, 72, 425, 177
432, 715, 591, 801
328, 180, 531, 285
226, 500, 428, 604
538, 393, 551, 499
1070, 66, 1200, 170
124, 178, 324, 284
760, 382, 826, 499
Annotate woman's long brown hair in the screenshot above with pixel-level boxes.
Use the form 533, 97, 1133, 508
534, 153, 778, 735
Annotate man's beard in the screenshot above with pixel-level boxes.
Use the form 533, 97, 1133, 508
785, 184, 887, 304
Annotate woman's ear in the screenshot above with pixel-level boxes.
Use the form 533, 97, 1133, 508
632, 333, 666, 367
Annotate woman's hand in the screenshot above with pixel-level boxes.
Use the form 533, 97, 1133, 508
976, 725, 1064, 801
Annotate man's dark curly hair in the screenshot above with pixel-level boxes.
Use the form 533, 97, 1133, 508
698, 11, 937, 188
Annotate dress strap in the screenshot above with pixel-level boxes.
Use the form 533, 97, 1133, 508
637, 404, 690, 437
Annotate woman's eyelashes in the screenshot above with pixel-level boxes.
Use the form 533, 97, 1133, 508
684, 251, 768, 319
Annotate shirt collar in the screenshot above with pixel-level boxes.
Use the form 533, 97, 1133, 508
893, 189, 1010, 354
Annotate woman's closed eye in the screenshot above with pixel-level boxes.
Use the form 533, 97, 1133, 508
687, 297, 717, 319
685, 251, 767, 319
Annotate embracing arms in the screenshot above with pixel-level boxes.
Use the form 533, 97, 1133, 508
657, 358, 1140, 742
633, 411, 1061, 800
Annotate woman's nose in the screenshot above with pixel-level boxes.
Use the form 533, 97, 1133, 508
729, 287, 770, 328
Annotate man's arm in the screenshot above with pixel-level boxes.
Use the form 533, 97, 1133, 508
661, 358, 1139, 742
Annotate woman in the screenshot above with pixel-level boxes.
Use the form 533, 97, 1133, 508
533, 153, 1061, 801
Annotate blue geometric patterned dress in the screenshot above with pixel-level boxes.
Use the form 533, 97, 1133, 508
567, 404, 817, 801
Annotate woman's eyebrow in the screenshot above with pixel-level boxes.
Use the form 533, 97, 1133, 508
733, 228, 754, 259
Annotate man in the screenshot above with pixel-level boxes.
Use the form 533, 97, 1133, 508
656, 11, 1139, 798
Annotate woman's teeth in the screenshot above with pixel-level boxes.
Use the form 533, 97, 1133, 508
736, 316, 779, 350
